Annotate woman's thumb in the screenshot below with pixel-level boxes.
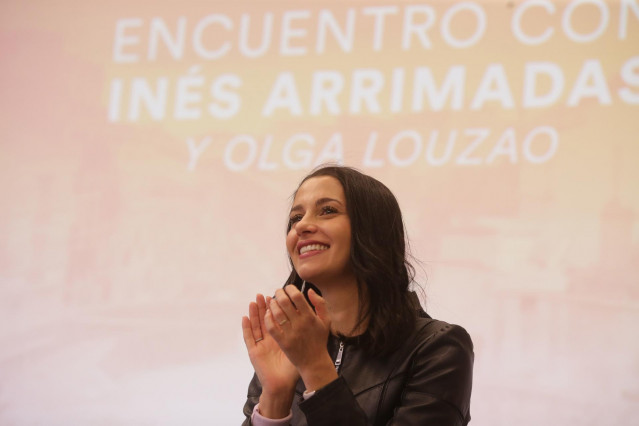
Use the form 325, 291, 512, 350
308, 289, 330, 326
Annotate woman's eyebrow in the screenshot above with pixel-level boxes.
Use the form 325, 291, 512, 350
316, 197, 343, 206
289, 197, 344, 213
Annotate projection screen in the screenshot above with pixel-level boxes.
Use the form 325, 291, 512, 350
1, 1, 638, 424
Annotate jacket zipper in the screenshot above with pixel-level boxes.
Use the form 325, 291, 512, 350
334, 341, 344, 373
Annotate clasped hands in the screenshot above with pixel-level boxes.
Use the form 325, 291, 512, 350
241, 285, 338, 417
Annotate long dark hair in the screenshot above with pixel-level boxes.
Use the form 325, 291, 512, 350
285, 165, 419, 357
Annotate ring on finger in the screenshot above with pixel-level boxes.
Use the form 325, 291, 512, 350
255, 337, 263, 343
279, 319, 289, 326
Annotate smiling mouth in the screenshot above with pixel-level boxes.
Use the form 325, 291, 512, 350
299, 244, 329, 255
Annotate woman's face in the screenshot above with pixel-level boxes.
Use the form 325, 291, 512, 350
286, 176, 354, 287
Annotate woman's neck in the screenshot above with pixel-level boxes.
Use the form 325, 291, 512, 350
315, 277, 368, 337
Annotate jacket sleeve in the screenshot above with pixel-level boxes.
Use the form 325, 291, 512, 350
299, 322, 473, 426
387, 322, 474, 425
298, 376, 367, 426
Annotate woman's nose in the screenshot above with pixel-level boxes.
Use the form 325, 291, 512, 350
295, 215, 317, 235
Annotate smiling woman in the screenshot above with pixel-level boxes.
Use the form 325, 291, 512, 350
286, 176, 353, 290
240, 165, 474, 425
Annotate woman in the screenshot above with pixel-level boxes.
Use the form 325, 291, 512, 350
241, 165, 473, 425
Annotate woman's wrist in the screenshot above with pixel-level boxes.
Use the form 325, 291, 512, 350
298, 353, 339, 394
258, 390, 295, 419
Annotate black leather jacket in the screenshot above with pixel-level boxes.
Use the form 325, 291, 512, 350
242, 307, 473, 425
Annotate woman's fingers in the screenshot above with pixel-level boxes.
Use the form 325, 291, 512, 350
307, 289, 331, 328
256, 294, 268, 335
248, 302, 263, 342
242, 295, 270, 349
268, 294, 291, 328
263, 305, 277, 332
268, 285, 323, 332
272, 288, 297, 319
241, 315, 256, 349
283, 284, 314, 316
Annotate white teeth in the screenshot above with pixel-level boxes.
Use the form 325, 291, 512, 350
300, 244, 329, 255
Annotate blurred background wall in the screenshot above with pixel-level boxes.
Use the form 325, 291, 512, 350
1, 0, 638, 424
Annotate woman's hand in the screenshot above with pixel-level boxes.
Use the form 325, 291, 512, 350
242, 294, 299, 418
265, 285, 338, 392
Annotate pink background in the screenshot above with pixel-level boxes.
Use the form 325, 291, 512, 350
1, 1, 638, 424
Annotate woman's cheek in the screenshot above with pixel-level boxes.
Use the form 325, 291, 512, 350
285, 233, 297, 258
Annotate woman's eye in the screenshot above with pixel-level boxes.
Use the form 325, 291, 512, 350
321, 206, 337, 215
289, 214, 303, 225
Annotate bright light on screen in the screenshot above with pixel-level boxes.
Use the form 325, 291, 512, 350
1, 1, 638, 424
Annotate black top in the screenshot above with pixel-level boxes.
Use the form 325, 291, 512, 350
242, 299, 474, 425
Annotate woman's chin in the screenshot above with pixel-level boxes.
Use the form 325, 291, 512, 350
296, 271, 315, 283
296, 269, 323, 285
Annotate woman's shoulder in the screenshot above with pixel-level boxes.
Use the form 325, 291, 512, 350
407, 316, 474, 420
412, 316, 474, 357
